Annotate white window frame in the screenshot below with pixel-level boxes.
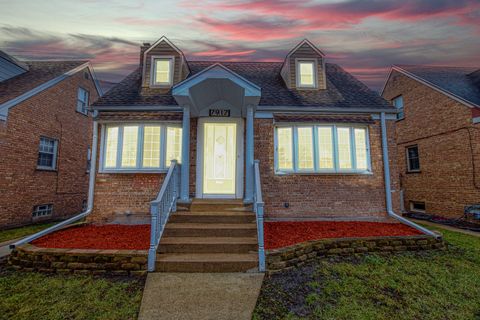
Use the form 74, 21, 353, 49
295, 58, 318, 89
392, 95, 404, 120
406, 145, 420, 172
99, 122, 182, 173
150, 55, 175, 87
274, 123, 371, 175
37, 136, 58, 171
76, 87, 89, 115
32, 204, 53, 219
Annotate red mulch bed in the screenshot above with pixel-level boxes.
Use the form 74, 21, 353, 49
32, 224, 150, 250
264, 221, 423, 249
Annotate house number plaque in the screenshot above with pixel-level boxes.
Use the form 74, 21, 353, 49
209, 109, 230, 117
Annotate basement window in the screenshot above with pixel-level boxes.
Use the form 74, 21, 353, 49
410, 201, 426, 213
32, 204, 53, 219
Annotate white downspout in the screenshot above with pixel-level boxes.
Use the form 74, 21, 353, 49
380, 112, 439, 238
11, 117, 100, 248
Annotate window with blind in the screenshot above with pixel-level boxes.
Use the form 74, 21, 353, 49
275, 124, 370, 174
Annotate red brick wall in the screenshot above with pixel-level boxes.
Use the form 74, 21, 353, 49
254, 118, 398, 220
0, 68, 98, 229
383, 70, 480, 219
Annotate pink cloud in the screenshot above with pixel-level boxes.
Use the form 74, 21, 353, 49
192, 49, 256, 57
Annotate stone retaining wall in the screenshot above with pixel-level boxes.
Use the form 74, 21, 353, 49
8, 244, 148, 276
266, 235, 445, 273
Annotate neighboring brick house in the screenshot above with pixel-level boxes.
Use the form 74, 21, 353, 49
382, 65, 480, 220
89, 36, 400, 223
0, 51, 102, 229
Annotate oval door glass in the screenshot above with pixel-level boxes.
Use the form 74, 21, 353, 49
203, 123, 237, 195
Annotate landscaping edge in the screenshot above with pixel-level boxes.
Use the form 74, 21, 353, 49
7, 244, 148, 276
266, 235, 445, 274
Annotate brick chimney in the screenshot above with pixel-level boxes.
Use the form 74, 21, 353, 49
139, 42, 151, 69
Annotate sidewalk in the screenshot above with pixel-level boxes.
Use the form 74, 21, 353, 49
138, 272, 264, 320
409, 218, 480, 238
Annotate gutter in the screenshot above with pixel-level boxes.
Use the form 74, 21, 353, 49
10, 118, 99, 249
380, 112, 440, 238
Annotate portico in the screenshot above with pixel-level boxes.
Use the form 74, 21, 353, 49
172, 64, 261, 203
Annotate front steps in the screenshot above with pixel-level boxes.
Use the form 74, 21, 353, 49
155, 199, 259, 273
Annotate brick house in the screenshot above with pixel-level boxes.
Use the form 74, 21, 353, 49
0, 51, 102, 229
382, 65, 480, 220
89, 36, 401, 223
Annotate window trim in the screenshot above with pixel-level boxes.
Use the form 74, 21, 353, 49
406, 144, 420, 173
274, 123, 372, 175
150, 55, 175, 87
409, 201, 426, 213
295, 58, 318, 89
37, 136, 58, 171
392, 95, 404, 120
76, 87, 89, 115
99, 122, 182, 173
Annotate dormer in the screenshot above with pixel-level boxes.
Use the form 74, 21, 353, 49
280, 39, 326, 90
140, 36, 190, 90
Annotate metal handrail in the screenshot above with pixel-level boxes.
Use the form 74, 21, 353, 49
147, 160, 181, 271
253, 160, 266, 272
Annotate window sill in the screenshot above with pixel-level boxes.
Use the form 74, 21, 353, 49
99, 169, 169, 174
406, 170, 421, 174
275, 170, 373, 176
76, 110, 89, 117
36, 167, 57, 172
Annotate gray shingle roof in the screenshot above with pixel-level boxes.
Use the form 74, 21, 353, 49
0, 60, 87, 105
395, 65, 480, 107
93, 61, 392, 110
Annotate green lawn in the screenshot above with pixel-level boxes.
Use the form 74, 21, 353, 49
0, 222, 57, 243
254, 225, 480, 320
0, 269, 144, 320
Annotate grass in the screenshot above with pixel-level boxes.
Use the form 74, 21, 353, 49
0, 269, 144, 320
254, 224, 480, 320
0, 222, 57, 244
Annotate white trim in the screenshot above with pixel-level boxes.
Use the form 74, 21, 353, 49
381, 65, 480, 109
37, 136, 58, 171
0, 62, 103, 119
274, 123, 372, 175
473, 116, 480, 124
99, 122, 181, 173
285, 39, 325, 59
257, 106, 397, 113
149, 55, 175, 88
92, 105, 182, 112
143, 36, 185, 58
196, 117, 244, 199
405, 145, 420, 173
295, 58, 318, 89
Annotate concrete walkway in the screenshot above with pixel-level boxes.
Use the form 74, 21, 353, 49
409, 218, 480, 238
138, 273, 264, 320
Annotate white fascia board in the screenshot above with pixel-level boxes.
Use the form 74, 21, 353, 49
388, 66, 480, 109
91, 105, 182, 111
0, 62, 92, 118
256, 105, 398, 114
86, 63, 104, 97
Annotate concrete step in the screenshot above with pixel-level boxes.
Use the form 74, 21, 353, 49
169, 212, 256, 224
190, 199, 251, 212
158, 237, 258, 253
163, 223, 257, 237
155, 253, 258, 272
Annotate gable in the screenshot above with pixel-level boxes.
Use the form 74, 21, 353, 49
141, 37, 189, 90
281, 40, 326, 90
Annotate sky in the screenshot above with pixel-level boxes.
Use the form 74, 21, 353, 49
0, 0, 479, 91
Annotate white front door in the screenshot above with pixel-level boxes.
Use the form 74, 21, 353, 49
197, 118, 243, 199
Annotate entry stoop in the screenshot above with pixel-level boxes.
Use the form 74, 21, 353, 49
155, 199, 259, 272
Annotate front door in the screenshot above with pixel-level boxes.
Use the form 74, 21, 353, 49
197, 118, 243, 199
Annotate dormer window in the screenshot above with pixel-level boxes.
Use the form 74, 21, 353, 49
296, 59, 317, 89
151, 56, 174, 87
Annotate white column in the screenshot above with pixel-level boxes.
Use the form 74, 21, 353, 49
180, 106, 190, 202
244, 105, 254, 203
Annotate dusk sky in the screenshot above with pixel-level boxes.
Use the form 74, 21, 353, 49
0, 0, 479, 90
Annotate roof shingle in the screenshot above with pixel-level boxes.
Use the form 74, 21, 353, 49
93, 61, 392, 110
0, 60, 87, 105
